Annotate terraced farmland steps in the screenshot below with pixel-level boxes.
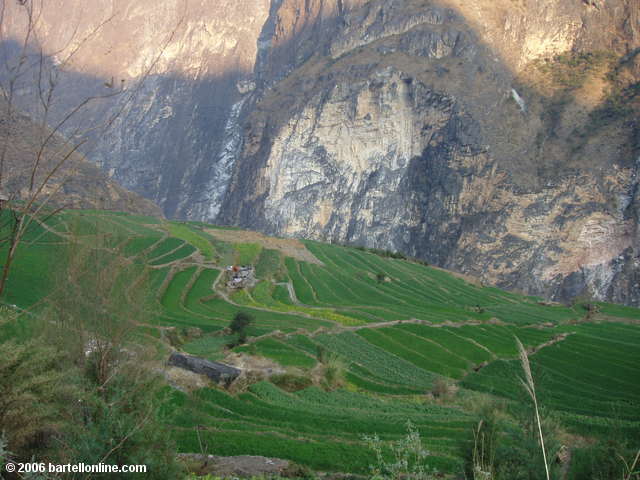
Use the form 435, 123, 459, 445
4, 209, 640, 476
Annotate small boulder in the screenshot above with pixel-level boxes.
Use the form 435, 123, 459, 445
168, 352, 241, 385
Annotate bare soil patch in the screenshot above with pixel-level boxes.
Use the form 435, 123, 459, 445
206, 228, 323, 265
178, 454, 290, 477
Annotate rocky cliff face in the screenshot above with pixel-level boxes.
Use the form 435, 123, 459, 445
220, 0, 640, 305
2, 0, 271, 218
4, 0, 639, 305
0, 104, 161, 216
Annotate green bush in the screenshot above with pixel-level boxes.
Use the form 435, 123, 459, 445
270, 373, 313, 392
229, 312, 254, 334
462, 397, 563, 480
0, 336, 76, 459
321, 353, 345, 390
568, 439, 640, 480
364, 421, 440, 479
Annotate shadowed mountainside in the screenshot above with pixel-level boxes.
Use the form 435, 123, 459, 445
0, 102, 162, 215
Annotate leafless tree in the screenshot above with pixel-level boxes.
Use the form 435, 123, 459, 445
0, 0, 183, 297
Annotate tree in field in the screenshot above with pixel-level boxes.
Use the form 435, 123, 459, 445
229, 311, 254, 345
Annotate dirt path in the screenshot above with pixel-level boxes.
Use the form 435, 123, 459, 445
340, 318, 486, 332
241, 317, 505, 345
214, 278, 331, 324
29, 216, 71, 240
526, 332, 574, 356
463, 332, 575, 376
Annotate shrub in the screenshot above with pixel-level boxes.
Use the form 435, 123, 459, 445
463, 408, 562, 480
0, 434, 9, 474
0, 337, 76, 458
270, 373, 313, 392
316, 345, 328, 363
568, 440, 640, 480
229, 312, 254, 335
321, 353, 345, 390
226, 313, 252, 347
431, 377, 455, 401
226, 330, 249, 348
364, 421, 439, 479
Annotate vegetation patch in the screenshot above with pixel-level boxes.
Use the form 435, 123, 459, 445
2, 209, 640, 478
167, 222, 216, 260
234, 242, 262, 265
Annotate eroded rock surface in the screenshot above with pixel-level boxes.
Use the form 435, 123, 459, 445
220, 0, 640, 305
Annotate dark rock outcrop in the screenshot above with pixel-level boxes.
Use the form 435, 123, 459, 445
168, 352, 241, 385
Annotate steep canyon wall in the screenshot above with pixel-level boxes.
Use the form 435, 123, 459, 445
221, 0, 640, 304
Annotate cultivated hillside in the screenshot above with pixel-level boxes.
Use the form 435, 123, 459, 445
3, 209, 638, 475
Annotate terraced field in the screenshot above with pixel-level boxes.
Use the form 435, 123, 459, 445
2, 209, 639, 475
168, 382, 474, 473
462, 323, 640, 439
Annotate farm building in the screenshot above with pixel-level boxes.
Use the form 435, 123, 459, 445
226, 265, 255, 289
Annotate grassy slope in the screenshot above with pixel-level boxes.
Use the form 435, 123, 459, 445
2, 209, 639, 473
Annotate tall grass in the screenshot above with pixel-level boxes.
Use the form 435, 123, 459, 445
472, 420, 493, 480
620, 449, 640, 480
516, 336, 550, 480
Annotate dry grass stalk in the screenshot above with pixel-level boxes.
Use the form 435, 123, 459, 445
472, 419, 493, 480
619, 448, 640, 480
515, 336, 550, 480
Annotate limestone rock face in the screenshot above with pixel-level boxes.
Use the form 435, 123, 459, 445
220, 0, 640, 305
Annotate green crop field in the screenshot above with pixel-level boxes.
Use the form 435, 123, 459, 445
234, 242, 262, 265
2, 208, 639, 476
167, 222, 216, 260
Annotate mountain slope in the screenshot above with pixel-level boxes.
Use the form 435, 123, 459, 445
0, 105, 161, 215
3, 209, 639, 475
3, 0, 639, 305
1, 0, 271, 218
